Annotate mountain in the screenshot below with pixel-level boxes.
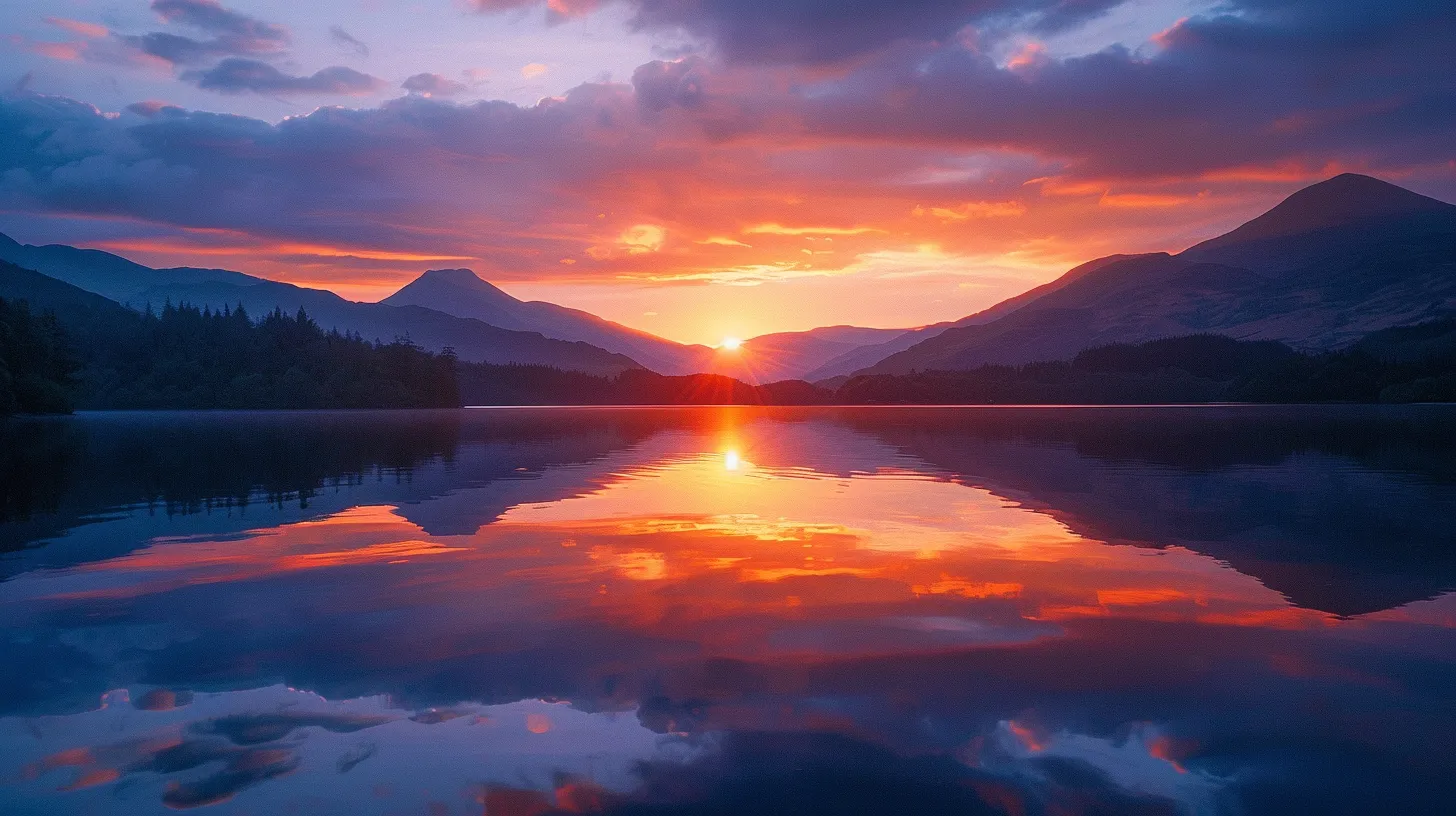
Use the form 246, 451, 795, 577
863, 174, 1456, 374
0, 258, 128, 318
0, 237, 640, 375
1180, 172, 1456, 270
382, 268, 715, 375
0, 261, 461, 411
383, 267, 919, 381
713, 325, 907, 383
0, 233, 255, 303
803, 255, 1134, 381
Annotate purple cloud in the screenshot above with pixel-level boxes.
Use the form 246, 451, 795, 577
182, 59, 384, 96
151, 0, 288, 42
329, 26, 370, 58
402, 73, 468, 97
0, 0, 1450, 283
473, 0, 1127, 64
117, 0, 290, 66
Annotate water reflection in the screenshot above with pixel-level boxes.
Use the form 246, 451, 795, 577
1, 407, 1453, 815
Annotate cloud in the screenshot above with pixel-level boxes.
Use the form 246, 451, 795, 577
471, 0, 1128, 64
329, 25, 369, 58
631, 57, 705, 112
787, 0, 1456, 178
0, 0, 1451, 295
183, 58, 385, 95
44, 18, 110, 39
117, 0, 289, 66
402, 73, 468, 97
151, 0, 288, 42
126, 100, 184, 118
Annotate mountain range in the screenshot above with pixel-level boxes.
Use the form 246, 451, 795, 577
861, 174, 1456, 375
2, 173, 1452, 384
0, 234, 639, 376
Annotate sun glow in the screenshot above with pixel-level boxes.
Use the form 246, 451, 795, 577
719, 337, 743, 350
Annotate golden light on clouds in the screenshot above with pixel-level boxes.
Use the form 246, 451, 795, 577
619, 224, 666, 254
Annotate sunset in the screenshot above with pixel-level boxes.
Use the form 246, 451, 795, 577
2, 1, 1454, 814
1, 0, 1452, 343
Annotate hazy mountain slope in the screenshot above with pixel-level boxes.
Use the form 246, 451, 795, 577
0, 239, 640, 375
0, 235, 256, 302
383, 268, 714, 374
384, 268, 920, 380
0, 259, 128, 315
804, 254, 1138, 381
708, 325, 907, 383
863, 174, 1456, 374
0, 260, 145, 358
133, 277, 642, 375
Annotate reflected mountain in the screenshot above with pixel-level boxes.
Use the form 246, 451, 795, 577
843, 406, 1456, 615
2, 407, 1453, 815
5, 407, 1452, 615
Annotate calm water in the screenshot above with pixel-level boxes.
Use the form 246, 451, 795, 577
2, 407, 1454, 815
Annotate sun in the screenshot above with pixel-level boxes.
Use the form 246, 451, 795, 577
720, 337, 743, 351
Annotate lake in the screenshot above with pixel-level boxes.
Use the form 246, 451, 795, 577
2, 406, 1453, 815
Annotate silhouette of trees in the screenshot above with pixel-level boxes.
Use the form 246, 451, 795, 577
7, 285, 1455, 414
0, 297, 80, 414
836, 327, 1456, 404
2, 298, 459, 412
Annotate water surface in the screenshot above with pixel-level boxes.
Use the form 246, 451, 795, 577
2, 407, 1454, 815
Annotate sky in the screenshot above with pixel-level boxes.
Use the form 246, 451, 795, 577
0, 0, 1453, 345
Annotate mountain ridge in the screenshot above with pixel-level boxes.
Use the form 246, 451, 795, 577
860, 174, 1456, 375
0, 239, 642, 376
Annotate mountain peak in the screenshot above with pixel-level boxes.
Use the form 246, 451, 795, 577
382, 266, 526, 317
1202, 173, 1451, 247
418, 267, 491, 287
385, 268, 516, 301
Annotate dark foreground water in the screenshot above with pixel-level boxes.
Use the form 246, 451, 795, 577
1, 406, 1453, 815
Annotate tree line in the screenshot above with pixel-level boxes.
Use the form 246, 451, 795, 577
0, 297, 458, 413
5, 286, 1454, 414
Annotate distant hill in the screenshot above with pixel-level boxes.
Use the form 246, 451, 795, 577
383, 268, 917, 381
804, 255, 1134, 381
714, 325, 907, 383
862, 174, 1456, 375
0, 233, 256, 302
0, 237, 640, 375
0, 261, 461, 411
383, 268, 717, 374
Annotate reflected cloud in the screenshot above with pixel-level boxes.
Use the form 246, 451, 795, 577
2, 407, 1454, 813
2, 686, 688, 813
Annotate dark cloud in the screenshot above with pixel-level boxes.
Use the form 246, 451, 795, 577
631, 57, 706, 111
402, 72, 468, 96
125, 99, 185, 118
329, 25, 369, 58
0, 0, 1451, 271
791, 0, 1456, 177
151, 0, 288, 42
473, 0, 1127, 64
184, 58, 384, 95
119, 31, 235, 65
1024, 0, 1127, 34
115, 1, 289, 66
0, 85, 664, 258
